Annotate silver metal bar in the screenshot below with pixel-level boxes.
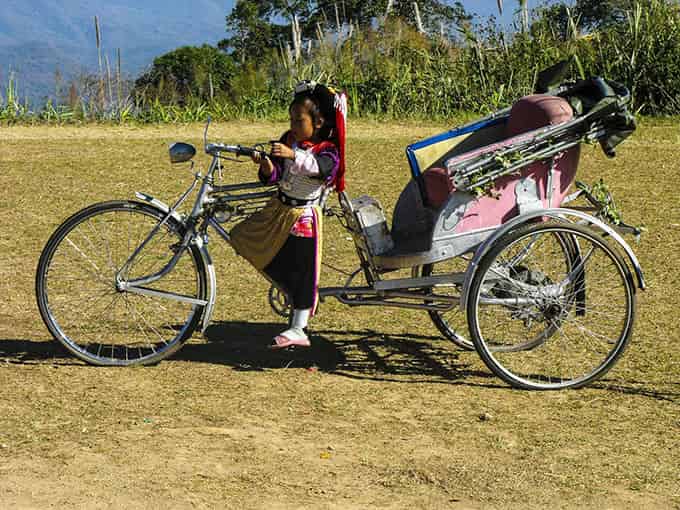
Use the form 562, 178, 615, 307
373, 273, 464, 291
318, 286, 374, 297
207, 218, 231, 242
332, 295, 455, 312
123, 237, 193, 287
215, 191, 276, 202
211, 182, 277, 192
547, 157, 555, 207
321, 286, 460, 300
121, 285, 208, 306
189, 157, 218, 218
121, 156, 221, 288
478, 296, 535, 306
387, 291, 459, 303
117, 177, 198, 279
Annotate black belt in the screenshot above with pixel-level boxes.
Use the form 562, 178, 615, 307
277, 191, 319, 207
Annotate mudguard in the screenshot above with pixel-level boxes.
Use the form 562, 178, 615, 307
134, 192, 217, 332
460, 207, 646, 311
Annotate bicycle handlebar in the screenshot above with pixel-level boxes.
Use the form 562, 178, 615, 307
205, 143, 269, 159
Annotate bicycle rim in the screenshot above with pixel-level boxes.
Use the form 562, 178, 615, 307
36, 201, 207, 366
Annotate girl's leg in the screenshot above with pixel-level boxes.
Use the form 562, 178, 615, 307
264, 236, 316, 348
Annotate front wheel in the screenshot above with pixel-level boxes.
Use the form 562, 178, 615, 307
467, 222, 636, 390
36, 200, 208, 366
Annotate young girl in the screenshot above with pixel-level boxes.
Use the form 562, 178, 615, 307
230, 82, 347, 349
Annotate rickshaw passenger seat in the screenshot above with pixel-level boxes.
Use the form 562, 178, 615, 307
505, 94, 573, 137
421, 94, 576, 210
386, 94, 580, 268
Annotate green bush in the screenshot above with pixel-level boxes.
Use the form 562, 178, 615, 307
3, 0, 680, 123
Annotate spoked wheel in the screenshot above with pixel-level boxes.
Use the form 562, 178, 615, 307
36, 201, 207, 366
467, 222, 635, 390
414, 259, 473, 350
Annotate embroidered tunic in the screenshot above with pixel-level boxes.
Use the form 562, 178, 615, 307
262, 138, 339, 238
229, 134, 339, 312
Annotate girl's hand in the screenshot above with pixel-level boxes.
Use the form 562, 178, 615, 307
271, 142, 296, 160
258, 155, 274, 177
251, 151, 261, 164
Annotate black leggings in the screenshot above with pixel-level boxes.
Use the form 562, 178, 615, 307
264, 235, 316, 310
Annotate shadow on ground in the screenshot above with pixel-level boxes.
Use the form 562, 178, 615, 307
187, 320, 497, 386
0, 321, 495, 387
1, 322, 678, 400
0, 337, 80, 365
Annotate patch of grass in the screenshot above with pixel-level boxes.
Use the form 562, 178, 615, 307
0, 121, 678, 508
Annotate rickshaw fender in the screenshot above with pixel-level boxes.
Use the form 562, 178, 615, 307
134, 191, 217, 332
459, 208, 646, 311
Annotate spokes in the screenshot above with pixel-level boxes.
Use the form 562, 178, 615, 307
38, 202, 205, 365
418, 258, 472, 350
469, 223, 634, 389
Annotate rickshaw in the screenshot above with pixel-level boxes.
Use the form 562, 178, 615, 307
36, 70, 644, 390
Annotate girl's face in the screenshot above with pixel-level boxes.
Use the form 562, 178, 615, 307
290, 103, 322, 143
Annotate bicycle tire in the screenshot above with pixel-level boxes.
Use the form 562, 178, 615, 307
36, 200, 208, 366
467, 221, 635, 390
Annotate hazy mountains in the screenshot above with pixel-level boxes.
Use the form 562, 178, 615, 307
0, 0, 235, 104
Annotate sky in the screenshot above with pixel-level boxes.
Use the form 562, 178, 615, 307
458, 0, 521, 25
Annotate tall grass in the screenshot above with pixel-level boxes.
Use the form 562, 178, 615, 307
2, 0, 679, 124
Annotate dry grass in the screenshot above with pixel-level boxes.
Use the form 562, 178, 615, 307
0, 120, 679, 509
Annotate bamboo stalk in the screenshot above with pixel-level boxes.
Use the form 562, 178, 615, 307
291, 14, 302, 62
94, 16, 104, 112
54, 67, 62, 103
116, 48, 122, 115
105, 54, 113, 109
565, 6, 579, 40
518, 0, 529, 33
414, 2, 425, 33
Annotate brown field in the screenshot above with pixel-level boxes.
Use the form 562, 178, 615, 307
1, 120, 679, 509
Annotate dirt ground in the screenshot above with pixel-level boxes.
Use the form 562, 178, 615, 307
1, 120, 679, 509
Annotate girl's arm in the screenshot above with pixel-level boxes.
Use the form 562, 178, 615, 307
258, 157, 282, 185
271, 144, 339, 181
252, 147, 282, 184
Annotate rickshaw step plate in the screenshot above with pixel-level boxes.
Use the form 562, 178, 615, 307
373, 273, 464, 292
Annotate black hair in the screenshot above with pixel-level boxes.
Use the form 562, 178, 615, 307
290, 88, 336, 142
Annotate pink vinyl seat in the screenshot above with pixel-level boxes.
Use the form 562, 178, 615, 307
422, 95, 580, 233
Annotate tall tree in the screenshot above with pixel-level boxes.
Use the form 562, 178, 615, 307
219, 0, 472, 62
219, 1, 292, 64
383, 0, 472, 35
573, 0, 636, 30
134, 45, 235, 104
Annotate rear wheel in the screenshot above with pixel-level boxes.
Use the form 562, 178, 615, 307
36, 200, 207, 366
467, 222, 635, 390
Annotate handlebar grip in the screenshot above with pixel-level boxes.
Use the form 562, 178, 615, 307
206, 143, 269, 159
236, 146, 256, 157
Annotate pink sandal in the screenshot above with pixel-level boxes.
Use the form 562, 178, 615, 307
270, 331, 311, 350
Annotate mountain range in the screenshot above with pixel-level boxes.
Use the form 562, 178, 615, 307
0, 0, 235, 104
